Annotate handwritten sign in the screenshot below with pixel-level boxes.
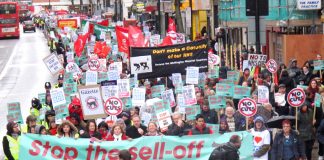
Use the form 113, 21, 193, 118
216, 83, 234, 97
208, 95, 226, 109
186, 67, 199, 84
162, 89, 176, 107
43, 54, 64, 75
117, 79, 131, 98
248, 54, 267, 66
50, 88, 66, 107
183, 85, 197, 106
86, 71, 98, 86
132, 87, 146, 106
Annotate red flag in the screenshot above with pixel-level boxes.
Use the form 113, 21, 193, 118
100, 43, 111, 58
128, 26, 145, 47
74, 33, 89, 57
97, 19, 109, 27
94, 41, 103, 55
167, 17, 176, 33
116, 26, 129, 56
159, 36, 173, 47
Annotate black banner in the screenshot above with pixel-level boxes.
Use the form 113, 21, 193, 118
130, 39, 208, 79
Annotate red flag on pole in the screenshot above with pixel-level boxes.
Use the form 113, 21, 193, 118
128, 26, 145, 47
115, 26, 129, 56
167, 17, 176, 33
159, 36, 173, 47
97, 19, 109, 27
74, 33, 89, 57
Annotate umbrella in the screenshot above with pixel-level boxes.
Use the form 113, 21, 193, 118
266, 115, 297, 128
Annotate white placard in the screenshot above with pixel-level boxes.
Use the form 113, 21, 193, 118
156, 110, 172, 132
108, 70, 120, 81
176, 94, 186, 114
186, 67, 199, 84
101, 85, 119, 102
162, 89, 176, 107
150, 34, 161, 47
248, 54, 267, 67
257, 85, 269, 104
66, 52, 74, 63
86, 71, 98, 86
117, 79, 131, 98
78, 86, 106, 119
172, 73, 182, 85
98, 59, 107, 72
43, 54, 64, 75
50, 88, 66, 107
183, 85, 197, 106
109, 62, 123, 74
132, 87, 146, 106
297, 0, 321, 10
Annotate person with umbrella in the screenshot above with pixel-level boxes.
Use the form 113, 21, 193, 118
250, 116, 271, 160
270, 119, 306, 160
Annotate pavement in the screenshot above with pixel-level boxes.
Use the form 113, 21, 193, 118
0, 27, 54, 159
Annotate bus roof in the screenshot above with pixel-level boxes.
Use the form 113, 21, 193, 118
0, 2, 18, 5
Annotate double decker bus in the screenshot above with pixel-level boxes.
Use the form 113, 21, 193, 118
0, 2, 20, 39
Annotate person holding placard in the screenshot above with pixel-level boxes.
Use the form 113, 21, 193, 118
279, 70, 295, 93
126, 116, 147, 139
306, 79, 319, 103
274, 84, 289, 116
220, 106, 245, 132
200, 100, 218, 124
187, 114, 213, 135
68, 97, 84, 121
21, 115, 37, 134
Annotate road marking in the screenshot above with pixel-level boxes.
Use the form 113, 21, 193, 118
0, 40, 19, 80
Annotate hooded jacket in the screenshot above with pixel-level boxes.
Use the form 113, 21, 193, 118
250, 116, 271, 159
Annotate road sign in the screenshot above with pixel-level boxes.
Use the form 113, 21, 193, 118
287, 88, 306, 107
238, 98, 257, 117
208, 53, 220, 65
266, 59, 278, 73
88, 58, 100, 71
104, 97, 123, 116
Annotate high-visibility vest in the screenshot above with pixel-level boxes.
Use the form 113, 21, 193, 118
5, 135, 20, 160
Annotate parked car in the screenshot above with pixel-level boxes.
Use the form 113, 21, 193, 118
23, 20, 35, 32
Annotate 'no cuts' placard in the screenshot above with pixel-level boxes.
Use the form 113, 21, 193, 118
287, 88, 306, 107
88, 58, 100, 71
238, 98, 257, 117
104, 97, 123, 116
266, 59, 278, 73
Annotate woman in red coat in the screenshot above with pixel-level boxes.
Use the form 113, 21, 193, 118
105, 124, 130, 141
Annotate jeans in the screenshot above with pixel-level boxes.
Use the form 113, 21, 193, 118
319, 140, 324, 156
304, 139, 315, 160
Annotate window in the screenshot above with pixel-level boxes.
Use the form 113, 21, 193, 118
0, 4, 16, 14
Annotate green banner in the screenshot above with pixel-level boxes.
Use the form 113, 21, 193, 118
315, 93, 322, 108
216, 83, 234, 97
208, 95, 226, 109
19, 132, 253, 160
234, 86, 251, 99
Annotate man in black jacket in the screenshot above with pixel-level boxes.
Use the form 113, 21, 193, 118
208, 135, 241, 160
166, 112, 192, 136
126, 115, 147, 139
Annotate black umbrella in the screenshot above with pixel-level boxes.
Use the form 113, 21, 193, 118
266, 115, 297, 128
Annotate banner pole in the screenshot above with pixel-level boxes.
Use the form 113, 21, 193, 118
320, 70, 322, 82
246, 117, 249, 131
295, 107, 298, 130
313, 106, 317, 123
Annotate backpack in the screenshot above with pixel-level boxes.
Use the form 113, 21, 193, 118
208, 145, 228, 160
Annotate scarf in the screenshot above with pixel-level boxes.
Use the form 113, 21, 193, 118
89, 131, 95, 137
113, 134, 122, 141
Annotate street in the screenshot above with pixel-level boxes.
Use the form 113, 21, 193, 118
0, 28, 54, 158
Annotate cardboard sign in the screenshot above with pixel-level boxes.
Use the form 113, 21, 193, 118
172, 73, 182, 86
7, 102, 23, 124
104, 97, 123, 116
151, 85, 165, 98
54, 104, 69, 119
248, 54, 267, 66
315, 93, 322, 108
107, 71, 120, 81
208, 66, 219, 79
216, 83, 234, 97
186, 67, 199, 84
234, 86, 251, 99
238, 98, 257, 117
227, 71, 240, 82
287, 88, 306, 107
185, 105, 201, 120
313, 60, 324, 71
266, 59, 278, 73
117, 79, 131, 98
208, 95, 226, 109
88, 58, 100, 71
156, 110, 172, 132
132, 87, 146, 106
78, 85, 106, 119
208, 54, 220, 65
183, 85, 197, 106
176, 94, 186, 114
257, 85, 269, 104
162, 89, 176, 107
38, 93, 46, 105
86, 71, 98, 86
101, 81, 118, 101
43, 54, 64, 75
50, 88, 66, 107
66, 52, 74, 63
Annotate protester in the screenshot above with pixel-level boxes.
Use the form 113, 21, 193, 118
288, 59, 301, 85
126, 115, 147, 139
145, 122, 162, 136
317, 119, 324, 160
271, 119, 306, 160
219, 118, 230, 134
200, 100, 218, 124
250, 116, 271, 160
238, 68, 250, 86
48, 120, 57, 135
166, 112, 192, 136
221, 106, 244, 132
279, 70, 295, 93
43, 110, 55, 129
298, 102, 315, 160
105, 124, 129, 141
29, 98, 43, 119
68, 97, 84, 120
274, 84, 289, 116
120, 111, 132, 128
306, 79, 319, 103
3, 121, 21, 160
68, 112, 85, 134
188, 114, 213, 135
35, 125, 47, 135
80, 120, 102, 140
118, 149, 131, 160
57, 120, 79, 139
300, 66, 314, 85
21, 115, 37, 133
208, 135, 242, 160
98, 121, 110, 139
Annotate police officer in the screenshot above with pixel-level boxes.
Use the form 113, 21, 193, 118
54, 74, 64, 88
44, 81, 51, 94
3, 121, 21, 160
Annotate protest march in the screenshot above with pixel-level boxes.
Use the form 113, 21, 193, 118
2, 8, 324, 160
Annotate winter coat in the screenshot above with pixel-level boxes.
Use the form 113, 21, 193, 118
166, 121, 192, 136
126, 125, 147, 139
298, 109, 315, 141
105, 134, 128, 141
220, 114, 245, 132
68, 104, 84, 120
271, 130, 306, 160
80, 131, 102, 140
278, 76, 295, 93
208, 142, 239, 160
201, 109, 218, 124
187, 124, 213, 135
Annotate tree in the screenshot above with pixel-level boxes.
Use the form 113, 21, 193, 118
174, 0, 184, 33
